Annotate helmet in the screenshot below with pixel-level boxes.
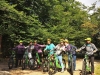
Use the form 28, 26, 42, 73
19, 40, 23, 43
64, 39, 69, 43
47, 39, 51, 42
34, 40, 37, 43
85, 38, 91, 41
29, 40, 33, 43
60, 39, 64, 43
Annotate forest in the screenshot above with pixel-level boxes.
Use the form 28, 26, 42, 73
0, 0, 100, 57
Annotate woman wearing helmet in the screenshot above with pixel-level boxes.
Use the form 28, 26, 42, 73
55, 39, 65, 72
26, 40, 34, 59
13, 40, 25, 68
33, 40, 45, 68
44, 39, 55, 55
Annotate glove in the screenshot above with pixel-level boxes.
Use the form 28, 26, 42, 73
44, 50, 46, 52
76, 48, 81, 52
93, 50, 97, 53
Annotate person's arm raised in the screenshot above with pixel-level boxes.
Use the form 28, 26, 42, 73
76, 44, 86, 52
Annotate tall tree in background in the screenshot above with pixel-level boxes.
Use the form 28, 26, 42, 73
0, 0, 100, 57
0, 0, 41, 56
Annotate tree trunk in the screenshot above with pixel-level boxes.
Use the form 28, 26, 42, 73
0, 35, 2, 52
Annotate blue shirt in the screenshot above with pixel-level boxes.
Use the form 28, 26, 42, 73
44, 43, 55, 55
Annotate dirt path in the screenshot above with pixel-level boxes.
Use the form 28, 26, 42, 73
0, 59, 98, 75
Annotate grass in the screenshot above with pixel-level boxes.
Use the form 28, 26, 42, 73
95, 63, 100, 75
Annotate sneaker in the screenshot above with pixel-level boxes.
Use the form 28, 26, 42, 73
61, 69, 64, 73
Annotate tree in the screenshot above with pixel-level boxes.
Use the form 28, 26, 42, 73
1, 0, 99, 57
0, 0, 41, 56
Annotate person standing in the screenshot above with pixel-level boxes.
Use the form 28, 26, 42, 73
44, 39, 55, 55
55, 39, 65, 72
26, 40, 34, 59
78, 38, 98, 75
13, 40, 25, 67
33, 40, 45, 66
64, 39, 77, 71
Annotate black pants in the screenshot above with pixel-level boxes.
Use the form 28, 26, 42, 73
32, 52, 36, 60
15, 54, 23, 67
32, 52, 43, 61
38, 53, 43, 62
89, 55, 94, 73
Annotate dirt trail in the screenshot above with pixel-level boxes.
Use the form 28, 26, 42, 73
0, 59, 98, 75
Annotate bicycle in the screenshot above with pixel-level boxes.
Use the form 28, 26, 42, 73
8, 50, 16, 69
68, 53, 74, 75
80, 54, 91, 75
42, 50, 50, 72
54, 51, 66, 71
42, 50, 56, 73
66, 46, 77, 75
43, 50, 56, 75
22, 50, 34, 70
49, 51, 67, 75
32, 52, 42, 70
43, 50, 66, 75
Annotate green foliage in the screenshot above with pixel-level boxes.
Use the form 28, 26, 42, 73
0, 0, 41, 43
0, 0, 100, 50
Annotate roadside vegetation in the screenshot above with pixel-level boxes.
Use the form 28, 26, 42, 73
95, 63, 100, 75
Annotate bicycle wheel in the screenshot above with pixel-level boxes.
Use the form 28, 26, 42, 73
8, 58, 14, 69
32, 59, 38, 70
70, 58, 74, 75
28, 58, 34, 70
22, 58, 26, 70
62, 59, 66, 70
42, 59, 48, 72
81, 59, 87, 75
53, 60, 56, 73
48, 60, 56, 75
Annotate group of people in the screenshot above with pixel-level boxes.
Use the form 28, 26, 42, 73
13, 37, 98, 75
